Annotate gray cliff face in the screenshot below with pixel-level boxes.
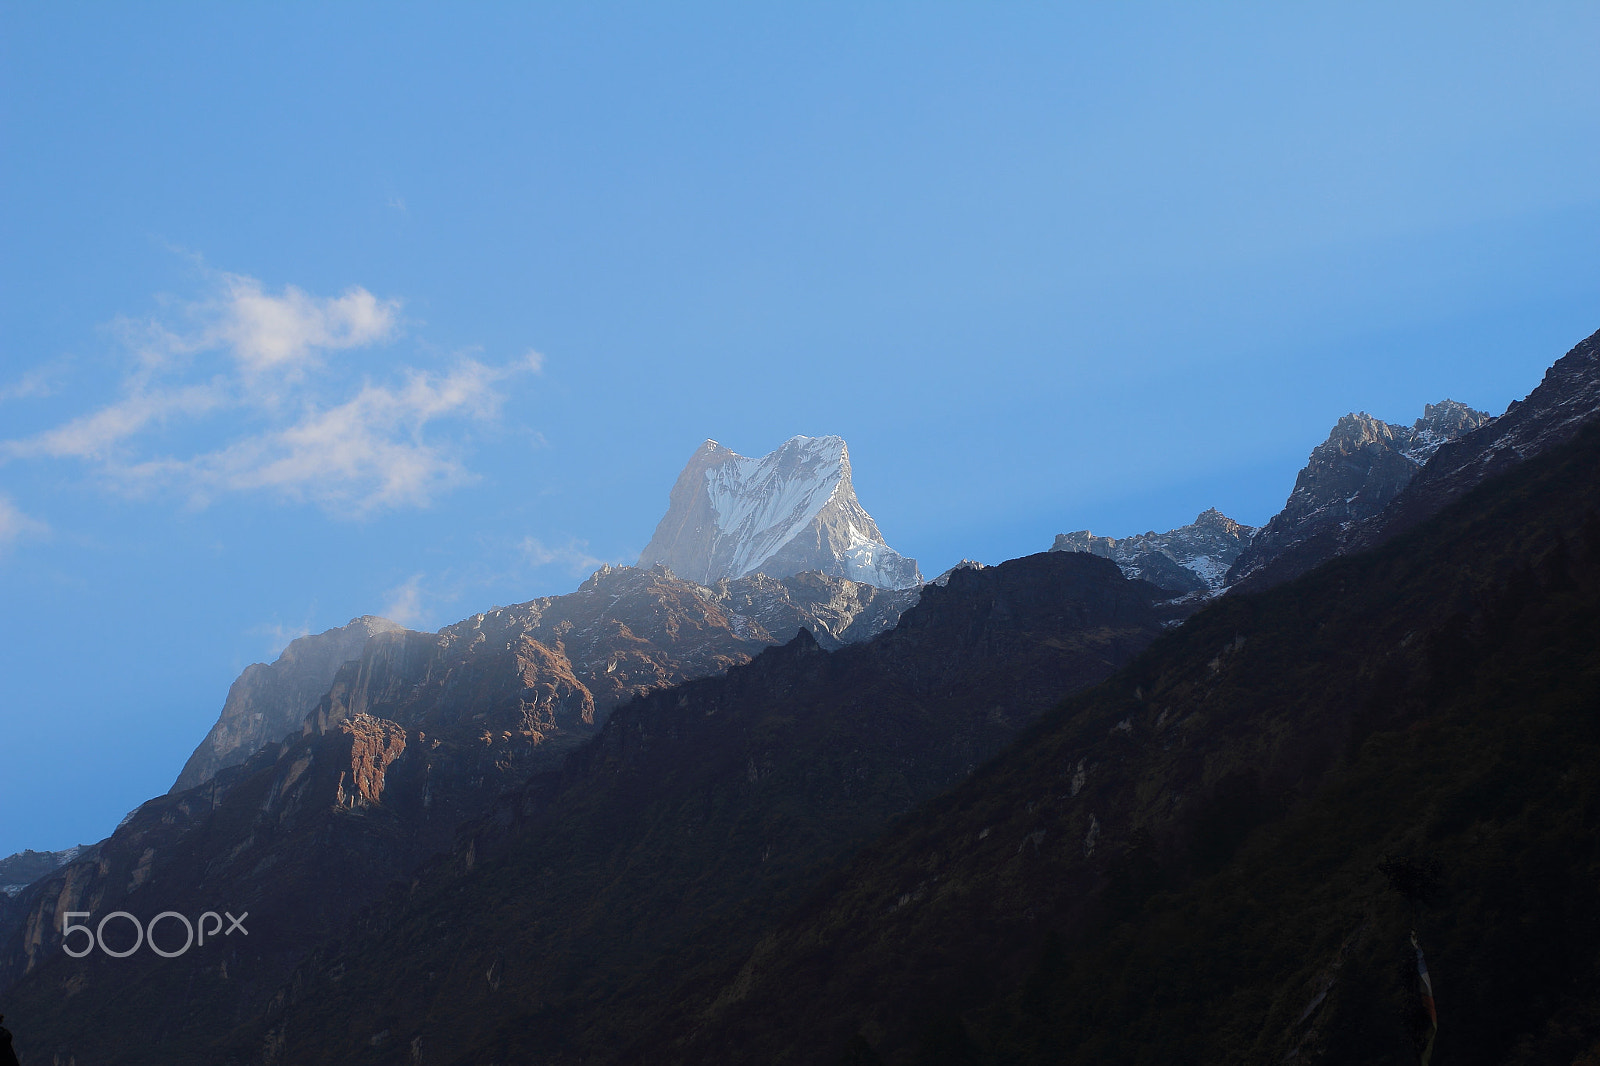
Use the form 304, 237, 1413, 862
171, 615, 408, 792
637, 435, 922, 589
1051, 508, 1256, 592
1227, 400, 1491, 590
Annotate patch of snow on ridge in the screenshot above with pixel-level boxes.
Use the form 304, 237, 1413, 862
840, 518, 920, 588
705, 435, 848, 579
1185, 555, 1229, 588
843, 542, 916, 587
1052, 509, 1255, 593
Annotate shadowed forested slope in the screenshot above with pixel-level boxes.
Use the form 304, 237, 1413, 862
174, 551, 1171, 1066
11, 345, 1597, 1065
662, 420, 1600, 1065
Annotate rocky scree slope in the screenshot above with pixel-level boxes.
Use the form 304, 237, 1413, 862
191, 551, 1176, 1066
639, 435, 922, 590
1052, 508, 1255, 593
0, 564, 913, 1064
649, 386, 1600, 1065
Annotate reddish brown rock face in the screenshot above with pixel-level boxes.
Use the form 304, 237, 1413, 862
336, 714, 407, 807
173, 615, 408, 793
512, 638, 595, 735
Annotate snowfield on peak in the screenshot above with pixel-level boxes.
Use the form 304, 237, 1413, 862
705, 436, 848, 580
639, 435, 922, 589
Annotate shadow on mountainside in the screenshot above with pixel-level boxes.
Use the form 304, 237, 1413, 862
2, 551, 1177, 1066
654, 422, 1600, 1065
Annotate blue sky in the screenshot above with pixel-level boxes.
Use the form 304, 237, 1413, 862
3, 3, 1598, 856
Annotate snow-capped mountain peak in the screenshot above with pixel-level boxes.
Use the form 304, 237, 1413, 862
704, 435, 847, 578
639, 435, 922, 589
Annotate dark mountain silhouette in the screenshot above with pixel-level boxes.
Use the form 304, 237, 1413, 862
643, 384, 1600, 1064
0, 551, 1171, 1064
0, 564, 913, 1062
245, 328, 1599, 1065
4, 333, 1596, 1066
0, 1014, 19, 1066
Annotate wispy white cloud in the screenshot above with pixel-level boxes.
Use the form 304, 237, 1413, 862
0, 364, 64, 402
215, 273, 399, 381
3, 270, 537, 515
519, 536, 608, 575
381, 573, 428, 628
108, 273, 399, 391
249, 618, 314, 661
123, 359, 520, 512
7, 383, 226, 461
0, 495, 49, 553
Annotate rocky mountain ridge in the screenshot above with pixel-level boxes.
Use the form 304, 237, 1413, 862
1225, 399, 1491, 589
638, 435, 922, 590
629, 346, 1600, 1065
0, 562, 921, 1041
187, 551, 1179, 1066
186, 335, 1600, 1064
1356, 329, 1600, 550
1052, 507, 1255, 593
6, 333, 1600, 1065
173, 564, 918, 801
1224, 330, 1600, 594
0, 847, 90, 898
173, 615, 409, 791
1049, 400, 1495, 597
